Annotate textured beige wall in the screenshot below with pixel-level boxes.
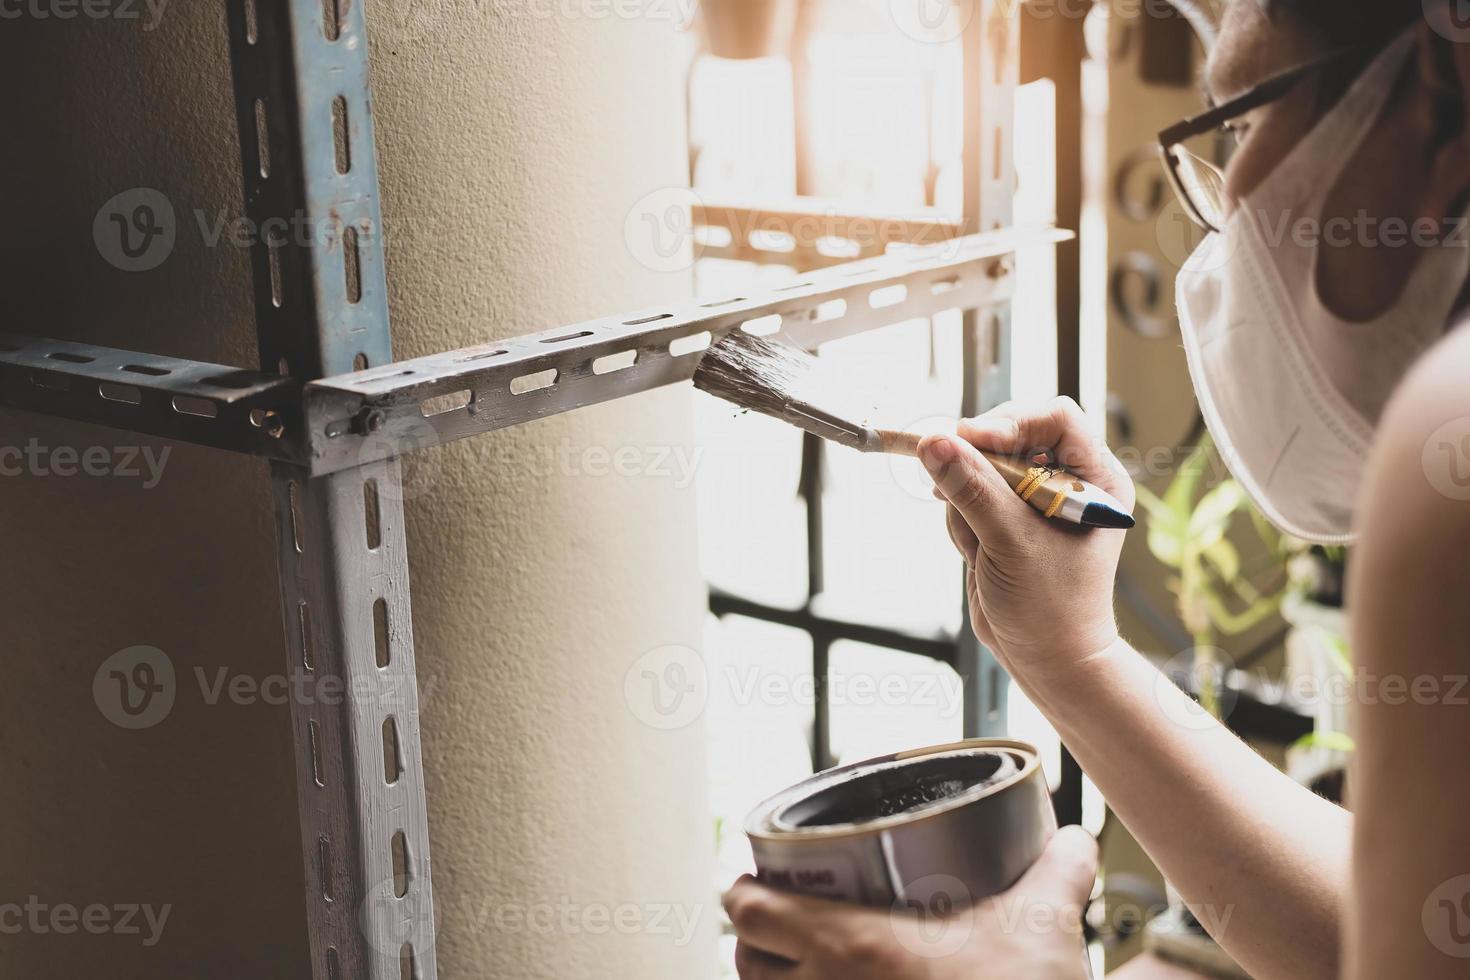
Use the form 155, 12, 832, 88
0, 2, 712, 978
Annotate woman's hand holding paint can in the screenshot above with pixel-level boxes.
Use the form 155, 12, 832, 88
725, 825, 1097, 978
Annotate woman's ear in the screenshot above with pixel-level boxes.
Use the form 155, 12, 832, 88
1417, 19, 1470, 219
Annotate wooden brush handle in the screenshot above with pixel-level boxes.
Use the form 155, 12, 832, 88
875, 429, 1078, 520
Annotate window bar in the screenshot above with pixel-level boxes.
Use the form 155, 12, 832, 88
957, 0, 1019, 742
798, 429, 833, 773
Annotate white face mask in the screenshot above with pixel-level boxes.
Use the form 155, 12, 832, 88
1175, 31, 1470, 545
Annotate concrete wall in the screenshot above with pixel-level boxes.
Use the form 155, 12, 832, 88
0, 2, 713, 977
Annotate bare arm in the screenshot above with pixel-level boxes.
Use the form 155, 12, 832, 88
919, 398, 1348, 980
1015, 639, 1350, 980
1345, 335, 1470, 979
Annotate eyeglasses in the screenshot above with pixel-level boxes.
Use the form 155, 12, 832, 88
1158, 46, 1368, 233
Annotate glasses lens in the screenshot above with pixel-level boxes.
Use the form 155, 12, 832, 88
1173, 148, 1227, 230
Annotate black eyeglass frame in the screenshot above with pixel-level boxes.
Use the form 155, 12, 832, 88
1157, 46, 1370, 233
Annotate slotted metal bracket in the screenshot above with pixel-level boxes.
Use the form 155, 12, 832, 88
224, 1, 436, 978
302, 233, 1029, 475
693, 196, 965, 268
0, 331, 302, 461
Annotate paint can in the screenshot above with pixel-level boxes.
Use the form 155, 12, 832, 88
745, 738, 1055, 910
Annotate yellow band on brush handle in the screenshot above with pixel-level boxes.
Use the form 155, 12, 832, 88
1044, 490, 1067, 518
1017, 466, 1051, 502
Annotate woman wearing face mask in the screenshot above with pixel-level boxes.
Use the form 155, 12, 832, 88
725, 2, 1470, 978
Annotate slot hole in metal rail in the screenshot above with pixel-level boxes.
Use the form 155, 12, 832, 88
741, 314, 783, 337
289, 481, 305, 553
817, 236, 860, 259
267, 233, 284, 309
511, 369, 558, 395
364, 480, 382, 550
391, 831, 412, 898
401, 944, 418, 980
250, 409, 285, 438
308, 720, 325, 787
243, 0, 258, 43
299, 601, 315, 672
332, 96, 351, 173
592, 350, 638, 375
669, 331, 711, 357
0, 342, 20, 352
122, 364, 168, 377
318, 835, 335, 902
48, 351, 94, 364
815, 299, 847, 322
452, 348, 508, 363
869, 284, 908, 309
696, 224, 733, 248
344, 225, 363, 305
750, 230, 795, 253
931, 276, 960, 294
623, 313, 673, 326
172, 396, 219, 419
420, 389, 473, 417
353, 353, 370, 371
321, 0, 342, 40
254, 99, 271, 178
542, 330, 594, 345
776, 281, 815, 292
383, 717, 402, 785
699, 297, 745, 308
373, 597, 390, 667
326, 948, 341, 980
98, 382, 142, 405
349, 369, 414, 385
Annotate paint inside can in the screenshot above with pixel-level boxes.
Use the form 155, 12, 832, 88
772, 750, 1020, 829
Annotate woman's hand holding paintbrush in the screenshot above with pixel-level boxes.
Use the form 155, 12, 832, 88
693, 330, 1135, 678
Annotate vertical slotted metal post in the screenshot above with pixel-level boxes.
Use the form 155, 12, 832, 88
959, 0, 1018, 739
226, 2, 437, 977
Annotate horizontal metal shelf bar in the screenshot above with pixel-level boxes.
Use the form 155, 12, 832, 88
0, 332, 304, 462
302, 232, 1030, 475
693, 196, 965, 268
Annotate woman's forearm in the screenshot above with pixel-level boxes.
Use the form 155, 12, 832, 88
1012, 639, 1351, 980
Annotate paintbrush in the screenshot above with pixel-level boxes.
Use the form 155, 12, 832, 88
692, 331, 1134, 530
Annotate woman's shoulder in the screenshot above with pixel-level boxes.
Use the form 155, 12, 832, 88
1350, 322, 1470, 650
1369, 320, 1470, 499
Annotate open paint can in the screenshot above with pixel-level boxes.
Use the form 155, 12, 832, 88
745, 738, 1055, 910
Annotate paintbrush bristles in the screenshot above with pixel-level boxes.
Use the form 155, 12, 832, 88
693, 330, 877, 451
692, 331, 815, 419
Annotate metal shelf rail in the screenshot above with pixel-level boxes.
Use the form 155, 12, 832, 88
0, 1, 1030, 976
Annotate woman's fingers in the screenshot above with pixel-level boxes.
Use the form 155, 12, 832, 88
947, 504, 979, 567
722, 878, 810, 963
958, 397, 1134, 510
918, 433, 1027, 545
734, 941, 798, 978
998, 826, 1098, 927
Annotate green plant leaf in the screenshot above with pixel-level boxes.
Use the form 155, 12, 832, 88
1291, 730, 1356, 754
1166, 437, 1213, 516
1136, 485, 1187, 568
1189, 480, 1248, 538
1201, 536, 1241, 583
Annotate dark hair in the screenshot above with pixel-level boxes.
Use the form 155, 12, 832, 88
1261, 0, 1421, 48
